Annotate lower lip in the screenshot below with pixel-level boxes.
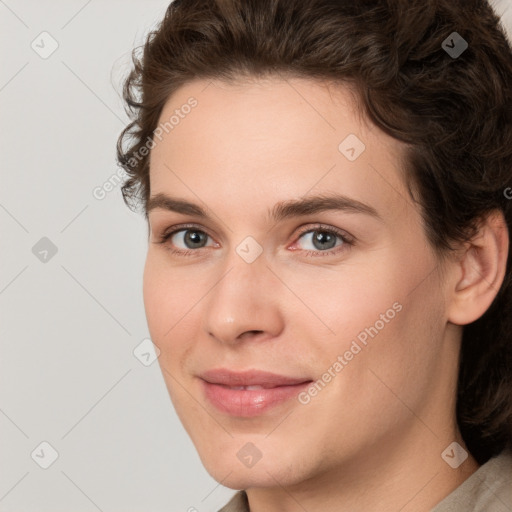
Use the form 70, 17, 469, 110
201, 380, 312, 417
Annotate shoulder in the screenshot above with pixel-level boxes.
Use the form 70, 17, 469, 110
432, 448, 512, 512
217, 491, 249, 512
216, 451, 512, 512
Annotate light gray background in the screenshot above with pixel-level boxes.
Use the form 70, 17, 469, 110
1, 1, 511, 511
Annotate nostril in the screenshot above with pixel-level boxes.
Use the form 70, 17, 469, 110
237, 330, 264, 341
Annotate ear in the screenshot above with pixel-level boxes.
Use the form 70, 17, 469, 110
447, 210, 509, 326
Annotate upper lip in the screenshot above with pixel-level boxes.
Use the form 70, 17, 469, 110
200, 369, 312, 388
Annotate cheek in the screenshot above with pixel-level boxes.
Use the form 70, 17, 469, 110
336, 268, 446, 415
142, 253, 214, 390
277, 260, 401, 351
142, 253, 199, 340
303, 248, 443, 396
142, 257, 195, 404
142, 259, 170, 339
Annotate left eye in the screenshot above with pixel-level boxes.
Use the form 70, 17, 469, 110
295, 229, 347, 252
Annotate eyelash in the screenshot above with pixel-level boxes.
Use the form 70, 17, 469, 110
154, 223, 355, 258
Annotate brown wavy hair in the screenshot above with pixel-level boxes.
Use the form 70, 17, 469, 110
116, 0, 512, 464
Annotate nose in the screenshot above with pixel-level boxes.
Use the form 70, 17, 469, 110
201, 252, 285, 346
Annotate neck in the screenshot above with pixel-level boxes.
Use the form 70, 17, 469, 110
245, 424, 479, 512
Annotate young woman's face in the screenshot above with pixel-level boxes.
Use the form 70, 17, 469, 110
144, 77, 459, 489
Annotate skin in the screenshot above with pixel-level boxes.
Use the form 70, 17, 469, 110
143, 77, 509, 511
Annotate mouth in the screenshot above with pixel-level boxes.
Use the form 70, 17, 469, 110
199, 369, 313, 417
217, 385, 272, 390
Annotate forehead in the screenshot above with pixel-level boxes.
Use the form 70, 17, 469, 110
148, 77, 412, 225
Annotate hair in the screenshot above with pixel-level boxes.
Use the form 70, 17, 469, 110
116, 0, 512, 464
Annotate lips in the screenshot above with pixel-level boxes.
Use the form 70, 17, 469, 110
200, 368, 311, 387
199, 369, 312, 417
223, 385, 266, 390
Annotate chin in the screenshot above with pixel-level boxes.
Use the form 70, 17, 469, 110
198, 444, 307, 489
204, 463, 295, 490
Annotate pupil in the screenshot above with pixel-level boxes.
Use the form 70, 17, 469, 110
313, 231, 336, 250
185, 230, 206, 248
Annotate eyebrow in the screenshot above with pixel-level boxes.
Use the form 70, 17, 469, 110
146, 192, 382, 223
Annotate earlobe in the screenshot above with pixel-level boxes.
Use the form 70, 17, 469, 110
447, 210, 509, 326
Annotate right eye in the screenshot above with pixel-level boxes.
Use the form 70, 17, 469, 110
155, 224, 218, 255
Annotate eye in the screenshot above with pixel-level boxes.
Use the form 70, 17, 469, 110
155, 224, 217, 255
170, 228, 211, 249
292, 225, 353, 256
154, 223, 354, 258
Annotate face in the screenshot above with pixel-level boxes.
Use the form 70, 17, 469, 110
144, 77, 458, 489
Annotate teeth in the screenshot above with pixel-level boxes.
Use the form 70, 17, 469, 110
228, 385, 264, 390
